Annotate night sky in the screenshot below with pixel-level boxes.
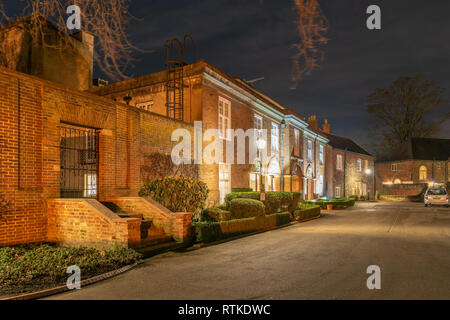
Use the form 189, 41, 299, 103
5, 0, 450, 148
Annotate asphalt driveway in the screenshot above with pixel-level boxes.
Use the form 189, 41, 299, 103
47, 201, 450, 300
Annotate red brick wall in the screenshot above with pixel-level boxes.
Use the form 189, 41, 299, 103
0, 66, 197, 246
0, 69, 46, 246
47, 199, 141, 249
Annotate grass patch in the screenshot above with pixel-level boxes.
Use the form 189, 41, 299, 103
0, 244, 142, 297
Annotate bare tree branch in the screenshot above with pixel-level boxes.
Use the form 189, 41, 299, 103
0, 0, 139, 81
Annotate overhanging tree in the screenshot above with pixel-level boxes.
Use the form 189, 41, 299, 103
0, 0, 137, 81
366, 74, 449, 158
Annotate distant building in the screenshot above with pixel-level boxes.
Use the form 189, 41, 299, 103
307, 116, 375, 199
376, 138, 450, 196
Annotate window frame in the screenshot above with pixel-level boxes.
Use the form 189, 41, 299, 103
335, 186, 341, 198
391, 163, 398, 171
357, 158, 362, 172
336, 154, 343, 171
218, 96, 231, 141
293, 128, 300, 157
319, 145, 324, 165
271, 122, 279, 154
307, 140, 313, 162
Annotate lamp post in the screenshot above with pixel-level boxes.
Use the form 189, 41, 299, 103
280, 120, 286, 192
256, 138, 266, 201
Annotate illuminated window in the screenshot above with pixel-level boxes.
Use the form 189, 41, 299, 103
335, 186, 341, 197
394, 179, 401, 184
319, 145, 324, 165
419, 166, 427, 180
391, 163, 398, 171
271, 122, 279, 154
84, 174, 97, 198
357, 159, 362, 172
293, 128, 300, 156
336, 154, 343, 170
307, 140, 312, 162
219, 97, 231, 140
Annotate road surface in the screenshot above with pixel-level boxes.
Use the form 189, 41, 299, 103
48, 201, 450, 300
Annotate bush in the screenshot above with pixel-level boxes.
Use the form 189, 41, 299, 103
201, 206, 232, 222
194, 212, 291, 243
0, 244, 142, 295
294, 204, 320, 221
231, 188, 253, 193
304, 197, 355, 209
139, 177, 209, 213
229, 198, 265, 219
225, 192, 260, 204
225, 191, 302, 214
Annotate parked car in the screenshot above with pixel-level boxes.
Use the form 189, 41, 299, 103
424, 188, 449, 207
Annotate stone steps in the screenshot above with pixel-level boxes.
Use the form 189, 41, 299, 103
100, 201, 174, 249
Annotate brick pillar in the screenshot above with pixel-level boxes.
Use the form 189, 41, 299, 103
171, 212, 193, 243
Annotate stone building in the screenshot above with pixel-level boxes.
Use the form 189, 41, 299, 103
376, 138, 450, 197
307, 116, 375, 199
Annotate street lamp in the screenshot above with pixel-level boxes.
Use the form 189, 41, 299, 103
256, 138, 266, 201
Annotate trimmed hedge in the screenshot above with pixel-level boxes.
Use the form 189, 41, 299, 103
194, 212, 291, 243
201, 206, 232, 222
305, 197, 355, 209
229, 198, 265, 219
231, 188, 253, 193
294, 204, 321, 221
225, 191, 302, 214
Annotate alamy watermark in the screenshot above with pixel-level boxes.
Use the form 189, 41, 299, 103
67, 265, 81, 290
171, 121, 271, 166
366, 265, 381, 290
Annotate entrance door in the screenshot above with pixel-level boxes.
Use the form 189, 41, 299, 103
60, 123, 99, 198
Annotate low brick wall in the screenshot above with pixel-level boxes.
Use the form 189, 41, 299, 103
47, 199, 141, 249
107, 197, 193, 243
380, 183, 427, 196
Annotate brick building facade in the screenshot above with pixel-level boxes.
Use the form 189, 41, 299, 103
91, 60, 330, 203
307, 117, 375, 199
376, 138, 450, 196
0, 20, 374, 248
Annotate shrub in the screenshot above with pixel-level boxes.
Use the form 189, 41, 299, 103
193, 212, 291, 243
201, 206, 232, 222
225, 192, 260, 204
273, 211, 291, 226
225, 191, 302, 214
139, 177, 209, 213
231, 188, 253, 193
294, 204, 320, 221
229, 198, 265, 219
0, 244, 141, 294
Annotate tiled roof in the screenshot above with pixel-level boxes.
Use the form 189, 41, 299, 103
319, 131, 373, 156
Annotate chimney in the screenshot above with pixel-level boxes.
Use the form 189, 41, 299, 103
322, 119, 330, 133
71, 30, 95, 88
307, 115, 318, 130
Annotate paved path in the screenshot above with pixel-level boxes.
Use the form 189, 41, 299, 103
48, 202, 450, 300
